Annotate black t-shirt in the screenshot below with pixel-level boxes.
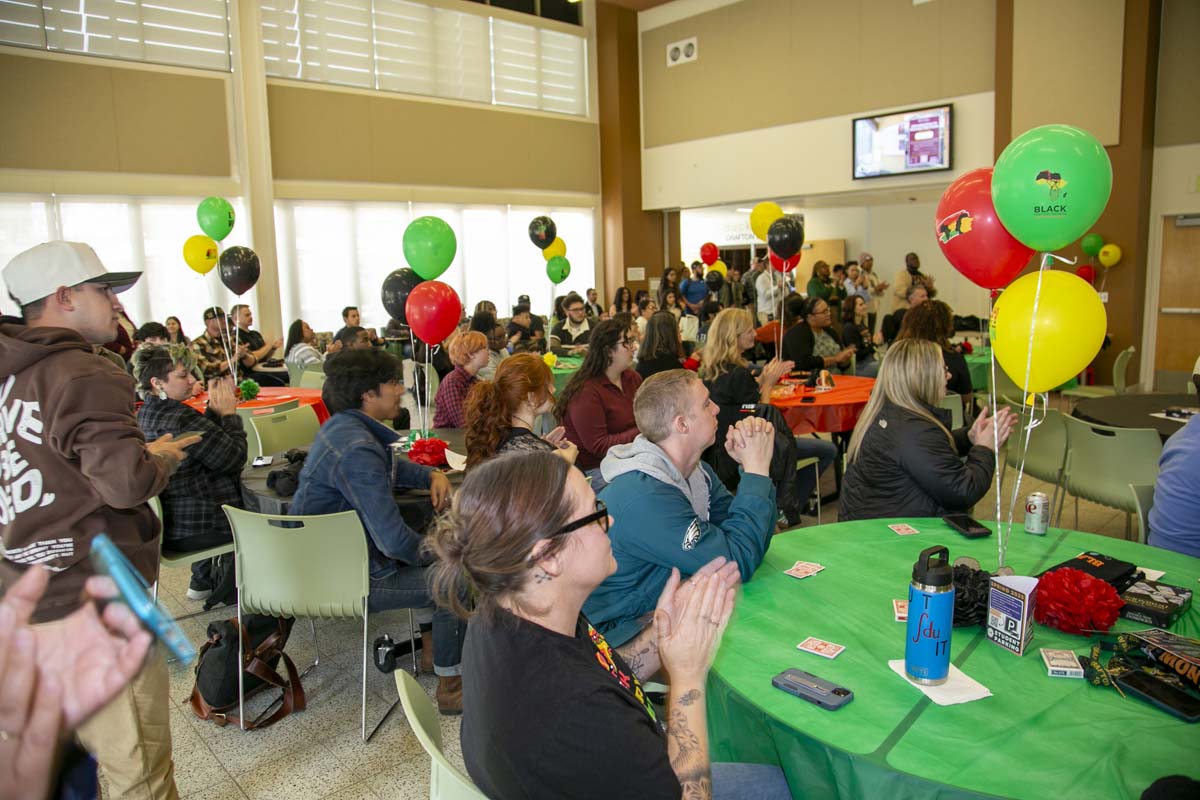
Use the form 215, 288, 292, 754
636, 352, 684, 380
461, 609, 680, 800
943, 348, 973, 399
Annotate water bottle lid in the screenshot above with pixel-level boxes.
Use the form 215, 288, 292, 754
912, 545, 952, 586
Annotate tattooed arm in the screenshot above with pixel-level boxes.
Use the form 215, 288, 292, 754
666, 685, 711, 800
614, 626, 660, 682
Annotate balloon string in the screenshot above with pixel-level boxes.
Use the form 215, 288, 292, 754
408, 329, 421, 431
989, 299, 1004, 567
424, 347, 433, 435
1005, 390, 1047, 555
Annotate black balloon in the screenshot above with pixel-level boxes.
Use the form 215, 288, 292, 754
767, 216, 805, 261
381, 268, 424, 324
218, 246, 260, 296
705, 270, 725, 293
528, 216, 557, 250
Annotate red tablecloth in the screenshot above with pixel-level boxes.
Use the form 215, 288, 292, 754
184, 387, 329, 424
770, 375, 875, 435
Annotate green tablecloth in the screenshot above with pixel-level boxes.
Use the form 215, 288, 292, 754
708, 519, 1200, 799
551, 356, 583, 394
965, 347, 1079, 393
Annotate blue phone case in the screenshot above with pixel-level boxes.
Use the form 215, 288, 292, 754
89, 534, 196, 665
772, 668, 854, 710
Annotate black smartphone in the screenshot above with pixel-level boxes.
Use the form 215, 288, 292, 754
943, 513, 992, 538
772, 668, 853, 710
1116, 671, 1200, 723
251, 455, 274, 467
801, 396, 816, 404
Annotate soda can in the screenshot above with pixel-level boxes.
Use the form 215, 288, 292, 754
1024, 492, 1048, 535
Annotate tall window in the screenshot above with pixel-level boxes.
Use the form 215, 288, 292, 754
260, 0, 587, 116
273, 200, 596, 333
0, 195, 253, 336
0, 0, 232, 71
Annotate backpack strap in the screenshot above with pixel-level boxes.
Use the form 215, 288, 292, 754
189, 619, 305, 730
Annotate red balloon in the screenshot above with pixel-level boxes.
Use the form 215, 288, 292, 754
769, 250, 800, 272
700, 242, 719, 266
934, 167, 1034, 290
405, 281, 462, 345
1075, 264, 1096, 285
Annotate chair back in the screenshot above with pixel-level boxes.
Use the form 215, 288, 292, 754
938, 392, 964, 430
1129, 483, 1155, 545
286, 361, 306, 386
1112, 346, 1135, 395
222, 506, 368, 618
993, 365, 1025, 405
248, 405, 321, 458
394, 670, 485, 800
299, 370, 326, 389
1062, 417, 1161, 513
1003, 407, 1068, 486
236, 398, 300, 421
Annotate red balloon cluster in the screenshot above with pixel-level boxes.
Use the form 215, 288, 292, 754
700, 242, 719, 266
934, 168, 1034, 290
406, 281, 462, 345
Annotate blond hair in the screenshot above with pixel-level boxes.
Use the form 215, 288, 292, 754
697, 307, 754, 383
846, 338, 953, 463
633, 369, 700, 443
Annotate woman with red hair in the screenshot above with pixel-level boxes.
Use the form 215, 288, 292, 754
434, 330, 489, 428
464, 353, 577, 468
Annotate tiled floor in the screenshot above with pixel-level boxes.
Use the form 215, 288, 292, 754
134, 453, 1137, 800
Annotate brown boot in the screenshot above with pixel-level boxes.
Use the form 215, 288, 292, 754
420, 630, 434, 674
437, 676, 463, 716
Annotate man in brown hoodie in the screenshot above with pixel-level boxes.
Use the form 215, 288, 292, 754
1, 241, 198, 799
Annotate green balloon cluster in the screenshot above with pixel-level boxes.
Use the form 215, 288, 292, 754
1080, 232, 1104, 256
197, 197, 235, 241
991, 125, 1112, 252
547, 255, 571, 284
403, 216, 457, 280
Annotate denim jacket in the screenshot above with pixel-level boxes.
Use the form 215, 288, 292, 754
290, 409, 432, 578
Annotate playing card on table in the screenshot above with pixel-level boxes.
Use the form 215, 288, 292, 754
888, 524, 920, 536
797, 637, 845, 659
893, 599, 909, 622
785, 561, 825, 579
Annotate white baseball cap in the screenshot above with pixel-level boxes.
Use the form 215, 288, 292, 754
3, 241, 141, 306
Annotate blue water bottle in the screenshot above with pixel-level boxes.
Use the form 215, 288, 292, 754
905, 545, 954, 685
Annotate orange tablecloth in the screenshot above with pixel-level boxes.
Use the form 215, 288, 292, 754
184, 386, 329, 424
770, 375, 875, 435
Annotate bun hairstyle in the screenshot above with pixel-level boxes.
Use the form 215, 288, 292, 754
463, 353, 553, 467
428, 451, 576, 619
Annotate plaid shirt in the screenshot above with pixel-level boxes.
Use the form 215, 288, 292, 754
433, 366, 477, 428
136, 397, 247, 545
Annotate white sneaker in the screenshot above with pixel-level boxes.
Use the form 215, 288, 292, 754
186, 587, 213, 601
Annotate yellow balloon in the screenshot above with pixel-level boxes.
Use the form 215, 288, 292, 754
543, 237, 567, 261
183, 234, 219, 275
990, 270, 1106, 394
749, 202, 784, 241
1098, 243, 1122, 268
709, 260, 727, 277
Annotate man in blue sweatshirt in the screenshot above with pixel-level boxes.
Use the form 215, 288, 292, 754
584, 369, 778, 646
290, 348, 464, 713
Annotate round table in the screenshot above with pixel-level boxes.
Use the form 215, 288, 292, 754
241, 428, 465, 518
708, 519, 1200, 799
1074, 393, 1195, 442
964, 347, 1079, 393
770, 375, 875, 435
551, 355, 583, 394
185, 386, 329, 424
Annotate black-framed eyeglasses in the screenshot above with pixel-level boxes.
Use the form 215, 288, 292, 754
554, 499, 609, 536
622, 337, 639, 349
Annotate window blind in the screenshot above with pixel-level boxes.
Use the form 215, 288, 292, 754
0, 0, 231, 71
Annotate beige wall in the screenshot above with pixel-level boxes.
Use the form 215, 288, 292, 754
1155, 0, 1200, 147
641, 0, 994, 149
267, 82, 601, 194
0, 52, 232, 176
1011, 0, 1124, 146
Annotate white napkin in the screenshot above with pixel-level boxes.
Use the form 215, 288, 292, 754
887, 659, 992, 706
1138, 567, 1166, 582
444, 449, 468, 472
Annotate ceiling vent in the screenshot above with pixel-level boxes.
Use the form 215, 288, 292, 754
666, 37, 698, 68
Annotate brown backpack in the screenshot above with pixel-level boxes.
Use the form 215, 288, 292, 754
188, 616, 305, 730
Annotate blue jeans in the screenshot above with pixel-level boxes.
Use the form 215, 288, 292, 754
584, 466, 609, 495
369, 565, 465, 677
855, 355, 880, 378
711, 762, 792, 799
795, 437, 838, 507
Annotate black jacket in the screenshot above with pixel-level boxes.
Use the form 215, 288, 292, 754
839, 399, 995, 521
782, 324, 842, 372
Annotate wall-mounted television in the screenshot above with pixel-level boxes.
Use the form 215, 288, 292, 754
853, 104, 952, 180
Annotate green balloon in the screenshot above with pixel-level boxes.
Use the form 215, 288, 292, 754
403, 216, 457, 280
1080, 232, 1104, 256
991, 125, 1112, 252
197, 196, 235, 241
547, 255, 570, 284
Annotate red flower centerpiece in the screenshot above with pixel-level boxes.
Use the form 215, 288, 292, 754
1034, 567, 1124, 635
407, 437, 449, 467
